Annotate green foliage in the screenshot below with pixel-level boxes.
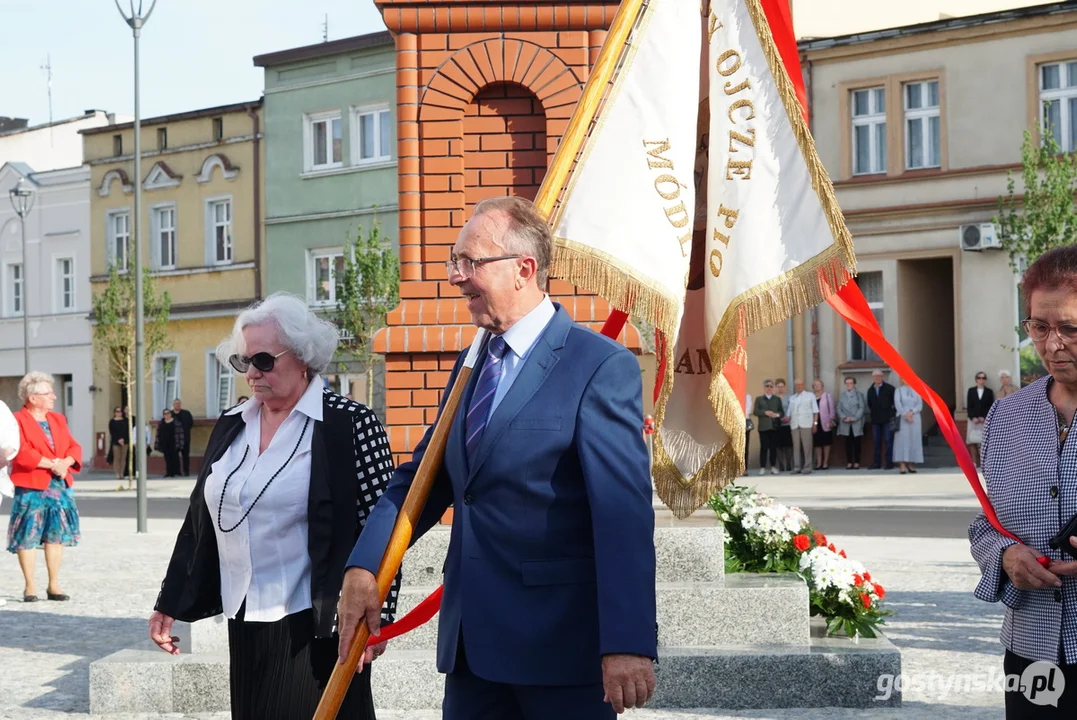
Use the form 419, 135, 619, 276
91, 257, 172, 481
334, 221, 400, 401
996, 129, 1077, 270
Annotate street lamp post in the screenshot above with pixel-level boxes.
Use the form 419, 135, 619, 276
115, 0, 157, 533
9, 179, 35, 375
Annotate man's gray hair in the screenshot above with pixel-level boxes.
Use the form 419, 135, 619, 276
217, 292, 339, 374
473, 196, 553, 287
18, 371, 54, 404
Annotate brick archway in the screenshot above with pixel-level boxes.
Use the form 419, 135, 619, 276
373, 5, 640, 463
419, 39, 582, 121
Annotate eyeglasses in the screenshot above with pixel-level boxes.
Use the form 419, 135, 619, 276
445, 255, 522, 279
975, 375, 987, 381
228, 350, 287, 373
1022, 319, 1077, 345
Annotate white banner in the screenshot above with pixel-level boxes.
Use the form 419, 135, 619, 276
551, 0, 854, 517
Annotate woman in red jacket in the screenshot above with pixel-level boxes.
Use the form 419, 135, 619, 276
7, 372, 81, 602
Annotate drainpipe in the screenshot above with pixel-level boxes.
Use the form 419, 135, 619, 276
247, 103, 263, 300
786, 319, 795, 385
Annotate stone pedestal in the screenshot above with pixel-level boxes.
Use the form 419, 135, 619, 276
89, 524, 900, 713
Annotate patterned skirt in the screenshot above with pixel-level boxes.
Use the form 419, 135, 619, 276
7, 478, 80, 553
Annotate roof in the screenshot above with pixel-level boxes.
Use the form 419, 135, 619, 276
0, 110, 112, 138
80, 99, 262, 135
798, 0, 1077, 51
253, 31, 394, 68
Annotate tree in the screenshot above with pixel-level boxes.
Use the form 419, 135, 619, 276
996, 129, 1077, 384
334, 221, 400, 408
92, 261, 172, 486
997, 129, 1077, 270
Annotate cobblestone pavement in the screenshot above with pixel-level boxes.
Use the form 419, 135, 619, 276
0, 517, 1012, 719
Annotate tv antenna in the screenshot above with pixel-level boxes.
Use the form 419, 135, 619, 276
322, 14, 329, 42
41, 53, 53, 135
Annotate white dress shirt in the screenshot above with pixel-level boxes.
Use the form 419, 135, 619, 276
0, 400, 19, 500
204, 376, 324, 622
787, 390, 820, 430
486, 295, 556, 420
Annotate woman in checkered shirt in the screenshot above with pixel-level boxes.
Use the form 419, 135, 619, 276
970, 246, 1077, 717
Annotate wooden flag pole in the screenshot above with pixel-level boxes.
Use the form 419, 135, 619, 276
314, 0, 646, 716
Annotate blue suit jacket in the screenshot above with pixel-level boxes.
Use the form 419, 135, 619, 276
348, 305, 657, 686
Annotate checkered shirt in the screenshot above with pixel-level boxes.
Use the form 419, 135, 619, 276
969, 375, 1077, 663
322, 390, 400, 626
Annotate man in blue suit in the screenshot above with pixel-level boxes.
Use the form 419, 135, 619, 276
338, 196, 657, 718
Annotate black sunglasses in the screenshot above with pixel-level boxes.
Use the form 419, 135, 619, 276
229, 350, 287, 373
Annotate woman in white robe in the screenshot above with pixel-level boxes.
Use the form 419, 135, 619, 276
893, 379, 924, 472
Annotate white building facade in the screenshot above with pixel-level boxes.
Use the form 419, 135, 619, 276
0, 111, 121, 172
0, 162, 95, 455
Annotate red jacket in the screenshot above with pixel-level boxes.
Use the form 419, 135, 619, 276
11, 408, 82, 490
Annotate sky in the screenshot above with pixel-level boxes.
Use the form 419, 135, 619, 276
0, 0, 389, 126
0, 0, 1050, 126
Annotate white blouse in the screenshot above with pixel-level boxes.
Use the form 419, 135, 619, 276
204, 377, 324, 622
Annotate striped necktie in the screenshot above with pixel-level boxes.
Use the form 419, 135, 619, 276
465, 336, 508, 465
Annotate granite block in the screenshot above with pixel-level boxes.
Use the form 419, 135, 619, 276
172, 653, 231, 713
654, 526, 725, 583
370, 649, 445, 710
658, 574, 809, 647
397, 525, 726, 587
651, 619, 902, 709
88, 648, 175, 714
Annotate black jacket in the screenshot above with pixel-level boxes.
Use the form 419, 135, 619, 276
967, 386, 995, 420
154, 390, 399, 637
866, 382, 896, 425
173, 409, 193, 449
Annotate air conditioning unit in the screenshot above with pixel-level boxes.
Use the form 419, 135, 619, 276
959, 223, 1002, 251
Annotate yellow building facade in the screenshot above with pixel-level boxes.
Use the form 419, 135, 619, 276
84, 101, 263, 472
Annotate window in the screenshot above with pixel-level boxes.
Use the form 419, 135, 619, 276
212, 117, 224, 141
1040, 61, 1077, 151
306, 112, 343, 171
848, 272, 883, 362
206, 352, 235, 418
207, 198, 233, 264
904, 80, 941, 169
6, 264, 23, 316
153, 354, 180, 417
64, 382, 73, 411
56, 257, 75, 311
353, 106, 392, 163
310, 249, 345, 306
113, 134, 123, 156
157, 127, 168, 150
153, 205, 177, 270
107, 210, 131, 268
851, 87, 886, 175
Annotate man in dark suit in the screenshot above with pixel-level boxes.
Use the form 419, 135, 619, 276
171, 399, 193, 476
866, 369, 897, 470
338, 196, 657, 718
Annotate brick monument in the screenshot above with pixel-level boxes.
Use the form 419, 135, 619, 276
371, 0, 641, 465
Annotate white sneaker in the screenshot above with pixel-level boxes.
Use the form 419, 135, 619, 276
758, 468, 766, 476
771, 468, 779, 475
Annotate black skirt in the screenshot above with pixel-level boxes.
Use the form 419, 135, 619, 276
227, 606, 376, 720
777, 425, 793, 448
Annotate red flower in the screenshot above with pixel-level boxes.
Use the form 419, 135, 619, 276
828, 543, 837, 552
864, 571, 872, 582
873, 583, 886, 600
839, 549, 847, 558
853, 573, 864, 586
861, 593, 872, 608
793, 534, 810, 552
813, 531, 827, 546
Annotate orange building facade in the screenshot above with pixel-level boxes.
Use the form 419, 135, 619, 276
372, 0, 643, 465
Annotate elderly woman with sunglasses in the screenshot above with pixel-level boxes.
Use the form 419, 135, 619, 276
969, 246, 1077, 717
149, 293, 399, 720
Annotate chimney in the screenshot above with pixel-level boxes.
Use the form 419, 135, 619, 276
0, 117, 30, 134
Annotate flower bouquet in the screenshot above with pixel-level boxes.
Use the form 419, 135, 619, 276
709, 485, 891, 638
